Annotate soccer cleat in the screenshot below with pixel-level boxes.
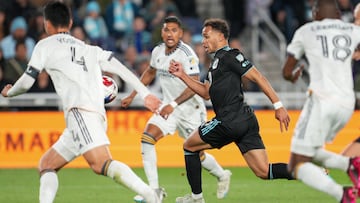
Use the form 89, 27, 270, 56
175, 194, 205, 203
347, 157, 360, 189
340, 187, 357, 203
155, 187, 167, 202
217, 169, 232, 199
134, 188, 167, 203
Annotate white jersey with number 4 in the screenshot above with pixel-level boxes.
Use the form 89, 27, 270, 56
287, 19, 360, 108
150, 41, 205, 112
28, 33, 111, 117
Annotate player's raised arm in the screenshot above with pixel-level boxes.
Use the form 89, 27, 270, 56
169, 60, 210, 100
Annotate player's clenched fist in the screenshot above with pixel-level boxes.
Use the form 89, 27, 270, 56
1, 84, 12, 97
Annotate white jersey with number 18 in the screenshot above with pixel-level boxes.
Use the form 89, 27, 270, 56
287, 19, 360, 108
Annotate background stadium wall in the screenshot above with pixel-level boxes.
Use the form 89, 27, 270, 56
0, 110, 359, 168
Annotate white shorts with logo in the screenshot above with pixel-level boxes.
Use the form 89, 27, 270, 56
148, 104, 207, 139
291, 94, 353, 157
53, 108, 110, 162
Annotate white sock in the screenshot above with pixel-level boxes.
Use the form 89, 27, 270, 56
39, 171, 58, 203
201, 152, 225, 179
106, 160, 156, 203
142, 142, 159, 189
313, 148, 349, 171
297, 162, 343, 201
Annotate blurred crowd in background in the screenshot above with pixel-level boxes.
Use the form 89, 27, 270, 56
0, 0, 360, 101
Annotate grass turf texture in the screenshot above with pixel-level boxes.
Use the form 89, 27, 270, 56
0, 167, 352, 203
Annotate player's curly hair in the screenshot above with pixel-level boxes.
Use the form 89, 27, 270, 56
203, 18, 229, 40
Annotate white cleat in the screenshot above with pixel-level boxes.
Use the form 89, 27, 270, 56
175, 194, 205, 203
134, 188, 167, 203
217, 169, 232, 199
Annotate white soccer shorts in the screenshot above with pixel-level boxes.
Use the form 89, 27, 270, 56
147, 105, 206, 139
291, 94, 353, 157
53, 108, 110, 162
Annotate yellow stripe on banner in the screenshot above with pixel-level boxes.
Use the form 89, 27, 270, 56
0, 110, 359, 168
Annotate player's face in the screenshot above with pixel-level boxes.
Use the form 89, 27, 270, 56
161, 22, 183, 49
202, 26, 221, 54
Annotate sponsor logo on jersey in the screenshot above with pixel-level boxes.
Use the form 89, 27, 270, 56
236, 54, 244, 62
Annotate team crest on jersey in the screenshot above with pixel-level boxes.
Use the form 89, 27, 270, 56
189, 57, 196, 65
236, 54, 244, 62
212, 58, 219, 69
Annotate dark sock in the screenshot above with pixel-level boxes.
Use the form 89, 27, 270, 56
184, 149, 202, 194
268, 163, 294, 180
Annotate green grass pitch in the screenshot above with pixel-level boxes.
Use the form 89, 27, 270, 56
0, 167, 352, 202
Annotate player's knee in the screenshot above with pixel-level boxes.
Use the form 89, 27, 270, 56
39, 168, 57, 176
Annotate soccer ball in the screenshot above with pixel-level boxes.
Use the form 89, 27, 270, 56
102, 75, 118, 104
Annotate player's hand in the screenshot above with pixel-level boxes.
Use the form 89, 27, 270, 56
291, 64, 304, 83
169, 60, 185, 78
159, 104, 174, 120
275, 107, 290, 132
144, 94, 162, 113
1, 84, 12, 97
120, 95, 135, 108
353, 50, 360, 61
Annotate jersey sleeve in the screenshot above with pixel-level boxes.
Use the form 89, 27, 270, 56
228, 50, 253, 76
28, 40, 46, 72
182, 54, 200, 76
150, 46, 159, 68
286, 26, 305, 60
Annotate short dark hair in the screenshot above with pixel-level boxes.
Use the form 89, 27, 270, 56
163, 16, 182, 28
43, 1, 72, 28
203, 18, 229, 40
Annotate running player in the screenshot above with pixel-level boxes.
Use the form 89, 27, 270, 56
282, 0, 360, 202
121, 16, 231, 202
1, 1, 163, 203
169, 18, 293, 203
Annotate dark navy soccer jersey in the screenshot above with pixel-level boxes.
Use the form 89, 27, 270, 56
206, 46, 253, 120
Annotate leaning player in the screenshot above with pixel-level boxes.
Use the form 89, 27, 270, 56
1, 1, 163, 202
121, 16, 231, 202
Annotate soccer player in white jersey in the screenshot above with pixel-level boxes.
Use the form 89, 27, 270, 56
121, 16, 231, 202
282, 0, 360, 202
0, 1, 164, 203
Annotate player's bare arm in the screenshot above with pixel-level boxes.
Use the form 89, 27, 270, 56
169, 60, 210, 100
121, 67, 157, 108
244, 67, 290, 132
159, 76, 198, 119
282, 54, 302, 83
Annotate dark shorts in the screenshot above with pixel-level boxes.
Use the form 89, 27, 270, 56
198, 113, 265, 154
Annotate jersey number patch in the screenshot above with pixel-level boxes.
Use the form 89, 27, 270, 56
71, 46, 88, 71
317, 34, 352, 62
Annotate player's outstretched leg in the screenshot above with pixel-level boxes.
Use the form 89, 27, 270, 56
102, 159, 162, 203
39, 170, 58, 203
200, 152, 232, 199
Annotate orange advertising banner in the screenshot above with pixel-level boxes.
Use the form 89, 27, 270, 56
0, 110, 359, 168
